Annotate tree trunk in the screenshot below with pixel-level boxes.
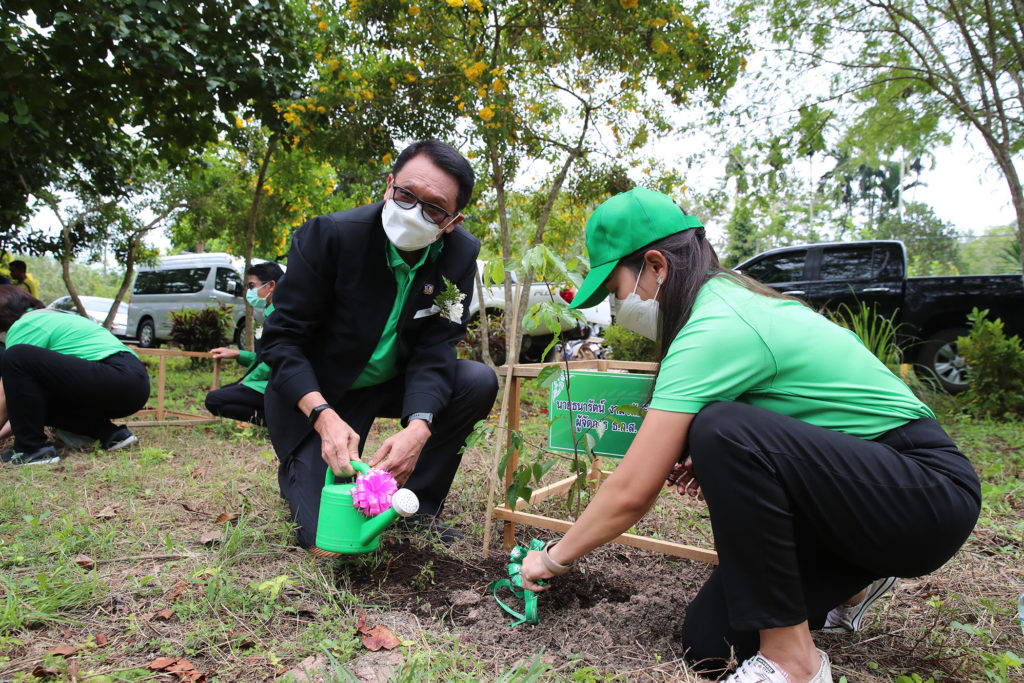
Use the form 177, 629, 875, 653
474, 267, 494, 369
488, 142, 516, 361
244, 134, 279, 350
59, 217, 88, 320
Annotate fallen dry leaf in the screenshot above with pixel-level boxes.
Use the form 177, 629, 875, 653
93, 505, 116, 519
148, 656, 177, 670
153, 608, 175, 620
74, 554, 96, 570
191, 466, 207, 479
199, 529, 221, 545
166, 580, 190, 602
47, 644, 77, 657
95, 633, 110, 645
32, 664, 58, 678
181, 502, 202, 513
168, 658, 196, 673
361, 625, 400, 652
214, 512, 238, 524
355, 610, 373, 635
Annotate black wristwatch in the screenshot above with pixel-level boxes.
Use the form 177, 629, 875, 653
307, 403, 333, 427
406, 412, 434, 428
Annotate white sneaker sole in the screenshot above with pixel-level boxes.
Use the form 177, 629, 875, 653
106, 434, 138, 451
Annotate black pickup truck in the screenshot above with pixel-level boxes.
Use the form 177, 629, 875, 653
734, 240, 1024, 392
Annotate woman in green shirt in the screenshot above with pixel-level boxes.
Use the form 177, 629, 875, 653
517, 189, 981, 683
0, 286, 150, 465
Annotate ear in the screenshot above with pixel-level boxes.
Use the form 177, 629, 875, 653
643, 250, 669, 283
384, 174, 394, 201
441, 213, 464, 235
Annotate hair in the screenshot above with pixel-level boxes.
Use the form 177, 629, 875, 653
0, 284, 45, 331
246, 261, 284, 283
392, 140, 475, 212
617, 224, 797, 368
9, 260, 26, 272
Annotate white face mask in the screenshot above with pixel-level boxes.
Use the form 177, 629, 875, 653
382, 196, 447, 251
615, 263, 662, 341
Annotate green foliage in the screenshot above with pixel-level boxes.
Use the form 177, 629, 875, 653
870, 203, 962, 276
603, 324, 658, 362
1, 0, 305, 238
956, 308, 1024, 419
169, 304, 233, 353
459, 312, 508, 365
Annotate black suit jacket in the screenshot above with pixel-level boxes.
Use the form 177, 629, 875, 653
260, 201, 481, 458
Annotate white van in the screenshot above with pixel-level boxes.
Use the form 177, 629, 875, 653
126, 253, 263, 348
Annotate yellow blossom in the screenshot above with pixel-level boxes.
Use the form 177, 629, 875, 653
446, 0, 464, 6
409, 4, 420, 15
235, 117, 245, 128
477, 86, 488, 97
620, 0, 638, 8
463, 61, 487, 81
405, 72, 416, 82
317, 106, 326, 113
458, 101, 465, 111
467, 0, 482, 10
478, 106, 495, 121
492, 79, 505, 93
382, 153, 393, 165
652, 38, 668, 54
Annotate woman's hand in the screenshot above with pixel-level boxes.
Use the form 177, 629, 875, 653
520, 550, 555, 592
209, 347, 241, 360
669, 456, 704, 500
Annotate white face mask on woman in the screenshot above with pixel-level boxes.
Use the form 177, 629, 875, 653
615, 263, 662, 341
382, 196, 447, 251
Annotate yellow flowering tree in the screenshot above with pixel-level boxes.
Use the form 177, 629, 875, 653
302, 0, 749, 355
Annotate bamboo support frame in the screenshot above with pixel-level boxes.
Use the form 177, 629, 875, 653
491, 360, 718, 565
126, 346, 224, 426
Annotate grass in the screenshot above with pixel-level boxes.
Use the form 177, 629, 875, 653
0, 358, 1022, 681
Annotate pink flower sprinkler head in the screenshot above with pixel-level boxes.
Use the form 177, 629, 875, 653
351, 468, 398, 517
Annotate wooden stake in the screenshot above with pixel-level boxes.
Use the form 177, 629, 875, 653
481, 281, 522, 558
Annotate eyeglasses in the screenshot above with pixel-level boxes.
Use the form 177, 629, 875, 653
246, 281, 269, 290
391, 184, 456, 225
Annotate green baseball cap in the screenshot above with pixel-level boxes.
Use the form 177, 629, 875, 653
569, 187, 703, 309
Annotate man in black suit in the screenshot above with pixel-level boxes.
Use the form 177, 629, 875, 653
260, 140, 498, 552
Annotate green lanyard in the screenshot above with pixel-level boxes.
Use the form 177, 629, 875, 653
489, 538, 546, 626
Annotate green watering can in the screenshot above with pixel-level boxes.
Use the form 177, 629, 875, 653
314, 460, 419, 554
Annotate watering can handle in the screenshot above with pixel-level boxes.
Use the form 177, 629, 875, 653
323, 459, 370, 486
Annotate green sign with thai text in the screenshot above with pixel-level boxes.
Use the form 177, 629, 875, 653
548, 370, 654, 458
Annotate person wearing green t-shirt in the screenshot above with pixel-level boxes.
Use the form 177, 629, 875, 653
0, 286, 150, 465
205, 261, 284, 426
516, 188, 981, 683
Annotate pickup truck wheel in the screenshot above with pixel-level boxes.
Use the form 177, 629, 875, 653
137, 318, 158, 348
915, 327, 969, 393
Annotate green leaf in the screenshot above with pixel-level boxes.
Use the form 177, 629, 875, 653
534, 365, 563, 389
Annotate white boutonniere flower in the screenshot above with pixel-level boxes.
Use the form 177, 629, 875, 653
435, 276, 466, 323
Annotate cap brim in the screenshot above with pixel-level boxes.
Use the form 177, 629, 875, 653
569, 260, 617, 309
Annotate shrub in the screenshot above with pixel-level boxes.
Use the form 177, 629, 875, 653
957, 308, 1024, 418
169, 304, 232, 353
602, 323, 657, 362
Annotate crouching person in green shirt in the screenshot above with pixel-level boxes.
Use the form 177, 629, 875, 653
0, 286, 150, 465
205, 261, 283, 426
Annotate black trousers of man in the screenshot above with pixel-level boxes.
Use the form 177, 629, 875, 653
679, 402, 981, 670
278, 359, 498, 548
2, 346, 151, 452
205, 382, 266, 426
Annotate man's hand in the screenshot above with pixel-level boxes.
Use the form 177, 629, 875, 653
209, 347, 241, 360
369, 420, 431, 486
315, 409, 361, 477
668, 456, 703, 501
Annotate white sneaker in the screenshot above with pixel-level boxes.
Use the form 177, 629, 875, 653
823, 576, 897, 632
725, 649, 832, 683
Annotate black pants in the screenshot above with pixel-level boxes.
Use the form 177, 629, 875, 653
278, 359, 498, 548
680, 402, 981, 668
2, 347, 151, 452
205, 382, 266, 425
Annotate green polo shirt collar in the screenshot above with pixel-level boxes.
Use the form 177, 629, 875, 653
350, 239, 443, 389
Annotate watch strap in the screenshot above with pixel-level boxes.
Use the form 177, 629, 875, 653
307, 403, 332, 427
